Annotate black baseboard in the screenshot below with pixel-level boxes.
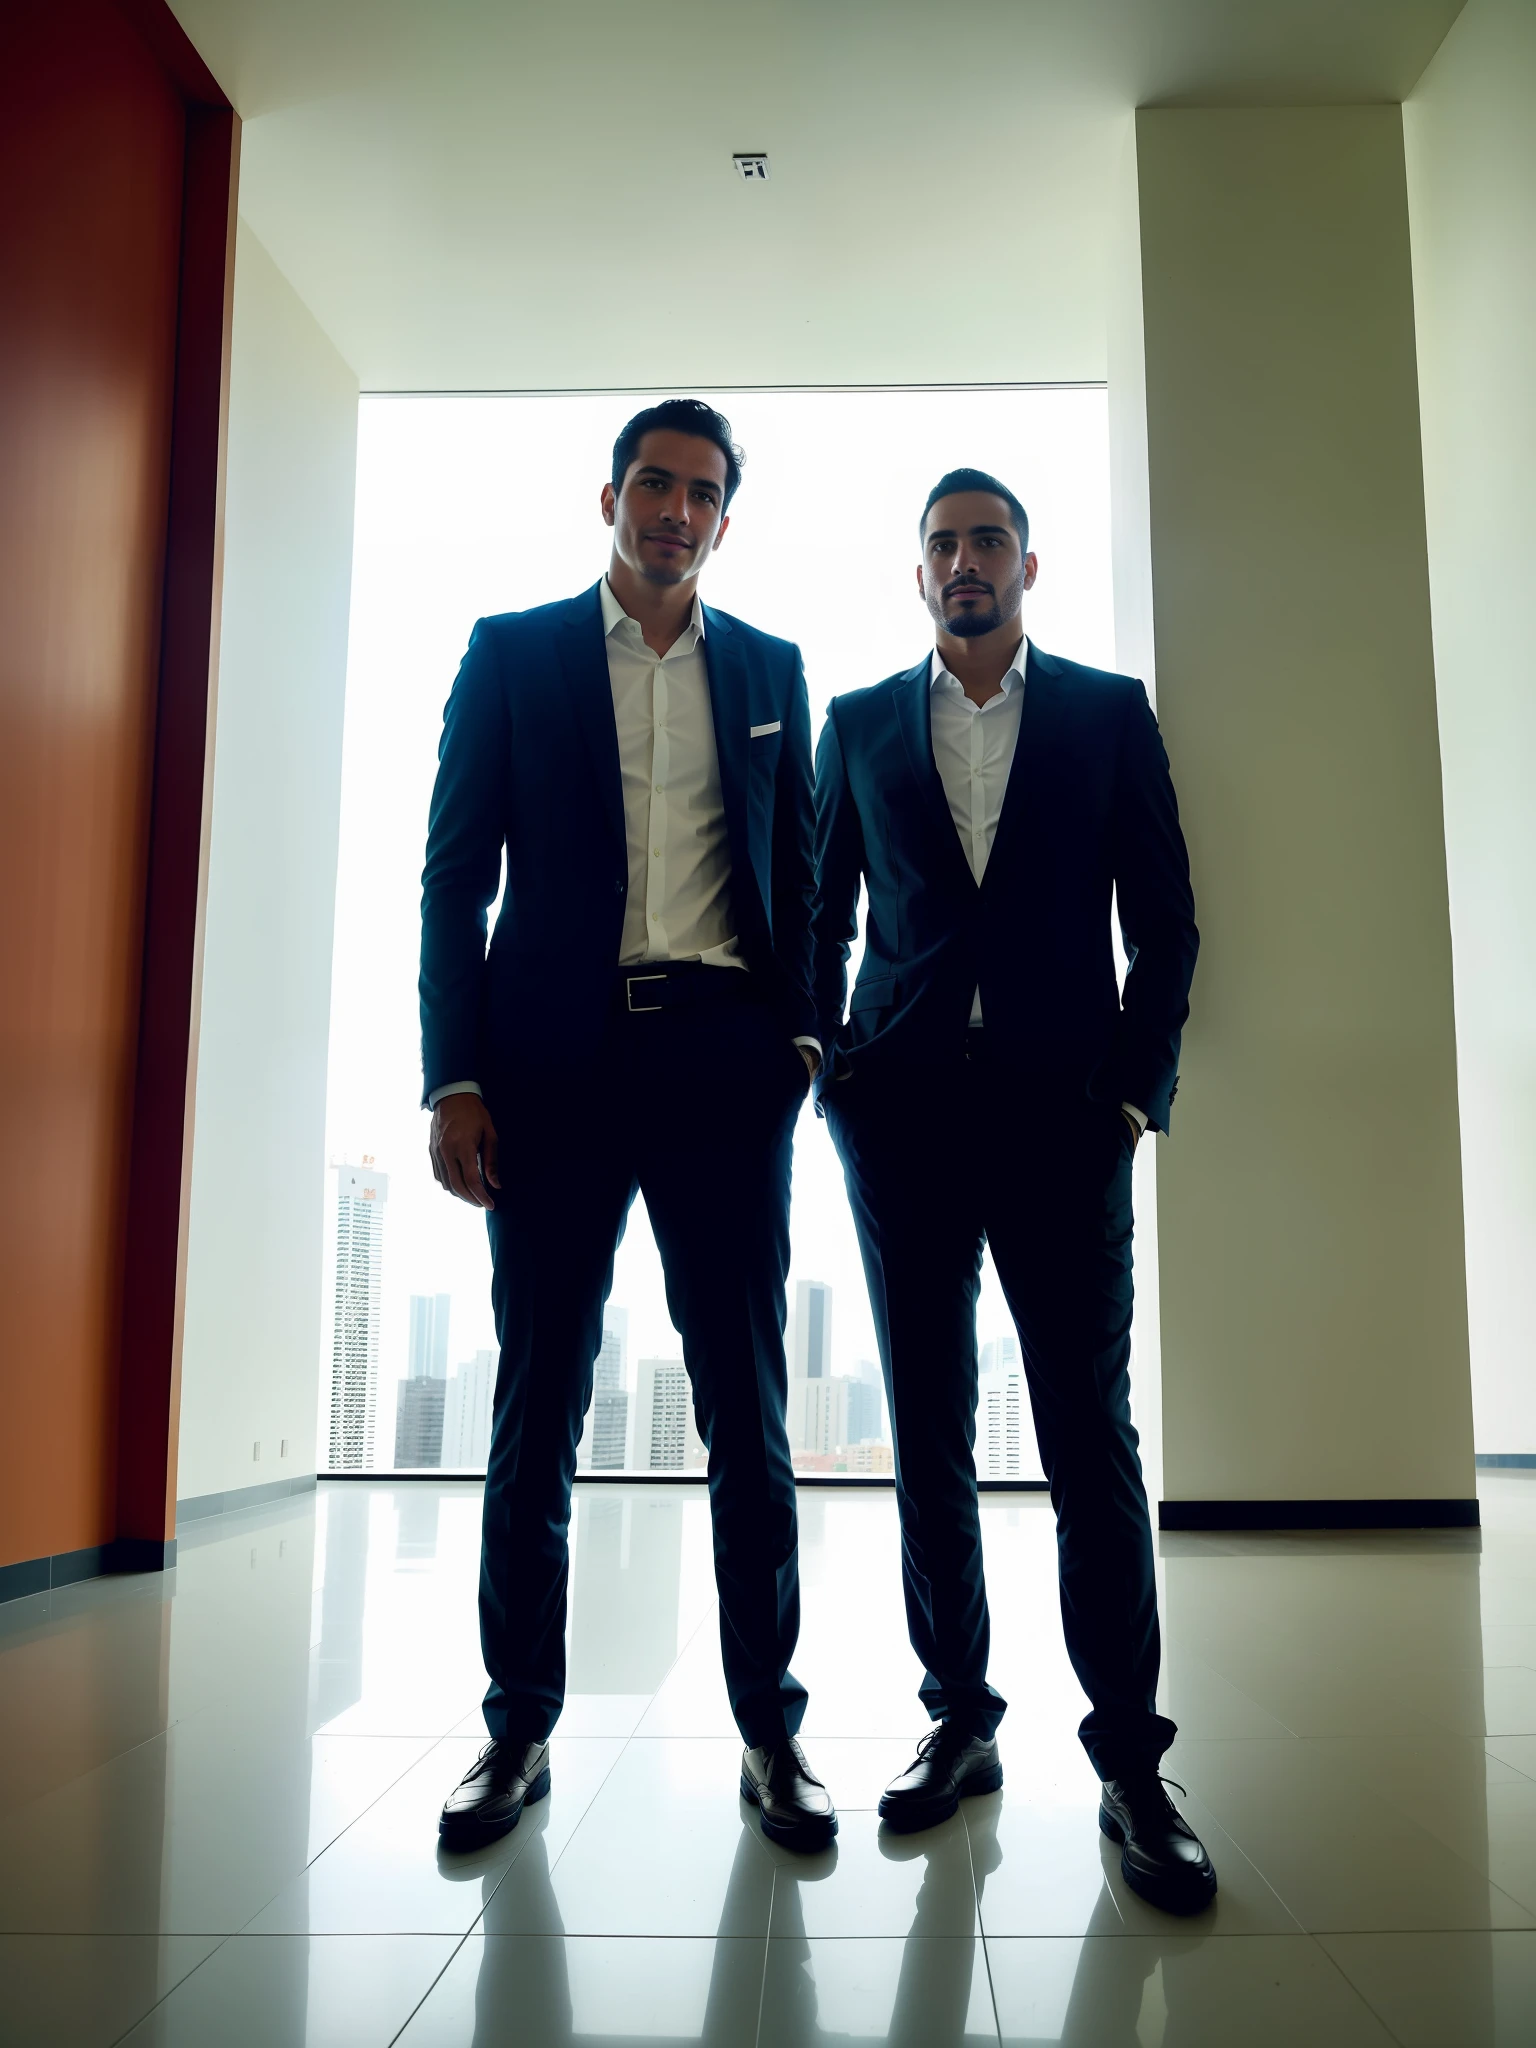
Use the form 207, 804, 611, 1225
0, 1536, 177, 1608
176, 1472, 318, 1526
1160, 1497, 1480, 1531
1476, 1454, 1536, 1470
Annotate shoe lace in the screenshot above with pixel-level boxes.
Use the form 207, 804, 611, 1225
915, 1723, 972, 1764
1121, 1773, 1190, 1826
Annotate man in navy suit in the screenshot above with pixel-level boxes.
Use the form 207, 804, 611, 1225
811, 468, 1214, 1913
421, 400, 835, 1853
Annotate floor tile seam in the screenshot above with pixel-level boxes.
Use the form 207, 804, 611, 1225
1298, 1745, 1536, 1919
1306, 1920, 1536, 1936
386, 1929, 476, 2048
1306, 1929, 1413, 2047
1170, 1656, 1307, 1740
1154, 1786, 1527, 1940
627, 1601, 721, 1738
751, 1917, 770, 2048
0, 1715, 206, 1834
218, 1727, 462, 1940
104, 1931, 233, 2048
470, 1727, 636, 1923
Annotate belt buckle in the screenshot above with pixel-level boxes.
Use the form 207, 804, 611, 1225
626, 974, 666, 1014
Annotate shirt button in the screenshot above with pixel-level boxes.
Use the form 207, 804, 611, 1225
650, 911, 660, 922
652, 846, 662, 857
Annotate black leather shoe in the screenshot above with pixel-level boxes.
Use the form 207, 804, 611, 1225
740, 1739, 838, 1852
878, 1724, 1003, 1833
439, 1738, 551, 1850
1099, 1775, 1217, 1915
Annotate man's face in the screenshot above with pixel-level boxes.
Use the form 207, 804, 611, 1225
601, 429, 730, 587
917, 491, 1037, 637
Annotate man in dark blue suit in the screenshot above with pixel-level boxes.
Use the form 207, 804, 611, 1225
421, 400, 836, 1853
812, 468, 1214, 1913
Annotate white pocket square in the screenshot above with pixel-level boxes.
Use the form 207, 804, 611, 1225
749, 720, 782, 738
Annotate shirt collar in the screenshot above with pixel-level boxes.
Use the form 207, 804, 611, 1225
929, 637, 1028, 699
600, 576, 706, 651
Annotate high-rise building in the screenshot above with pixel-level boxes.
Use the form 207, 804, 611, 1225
578, 1310, 629, 1469
586, 1389, 630, 1470
394, 1374, 445, 1468
792, 1279, 833, 1380
442, 1349, 496, 1468
981, 1332, 1021, 1377
408, 1293, 451, 1380
597, 1308, 627, 1385
631, 1358, 705, 1471
846, 1374, 884, 1446
978, 1365, 1028, 1479
328, 1159, 388, 1470
787, 1374, 849, 1459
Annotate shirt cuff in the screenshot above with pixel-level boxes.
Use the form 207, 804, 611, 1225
1120, 1102, 1148, 1133
428, 1080, 483, 1109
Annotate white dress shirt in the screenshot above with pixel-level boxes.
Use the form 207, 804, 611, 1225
601, 576, 743, 969
928, 642, 1147, 1133
431, 580, 816, 1107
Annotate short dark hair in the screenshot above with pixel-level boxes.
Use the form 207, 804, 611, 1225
612, 398, 744, 508
920, 467, 1029, 552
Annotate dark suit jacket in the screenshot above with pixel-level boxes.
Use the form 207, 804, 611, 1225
420, 581, 818, 1104
810, 642, 1198, 1131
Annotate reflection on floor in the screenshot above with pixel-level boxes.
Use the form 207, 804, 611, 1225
2, 1479, 1536, 2044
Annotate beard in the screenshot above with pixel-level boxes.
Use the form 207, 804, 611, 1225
935, 567, 1026, 638
942, 597, 1004, 637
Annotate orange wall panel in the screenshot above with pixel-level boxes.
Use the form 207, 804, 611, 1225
0, 2, 186, 1565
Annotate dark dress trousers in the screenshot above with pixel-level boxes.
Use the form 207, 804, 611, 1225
810, 642, 1198, 1779
420, 581, 819, 1749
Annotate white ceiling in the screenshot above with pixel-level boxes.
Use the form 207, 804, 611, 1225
171, 0, 1465, 390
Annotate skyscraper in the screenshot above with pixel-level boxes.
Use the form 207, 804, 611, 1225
328, 1159, 388, 1470
846, 1374, 884, 1446
408, 1293, 451, 1379
787, 1375, 849, 1459
980, 1332, 1021, 1377
631, 1358, 705, 1471
442, 1349, 496, 1468
792, 1279, 833, 1380
978, 1364, 1027, 1479
578, 1310, 629, 1471
394, 1375, 445, 1468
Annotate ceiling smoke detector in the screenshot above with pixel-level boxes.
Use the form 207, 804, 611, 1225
733, 153, 770, 182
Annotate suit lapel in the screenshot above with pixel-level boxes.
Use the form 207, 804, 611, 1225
893, 655, 979, 899
982, 641, 1065, 892
558, 582, 625, 859
701, 605, 751, 887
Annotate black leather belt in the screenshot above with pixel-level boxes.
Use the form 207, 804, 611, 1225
615, 963, 754, 1015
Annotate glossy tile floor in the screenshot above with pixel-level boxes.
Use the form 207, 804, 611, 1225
3, 1479, 1536, 2045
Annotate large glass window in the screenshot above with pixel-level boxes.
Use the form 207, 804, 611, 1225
321, 388, 1116, 1478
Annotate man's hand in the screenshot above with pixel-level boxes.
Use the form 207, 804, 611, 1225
429, 1093, 501, 1209
1120, 1108, 1143, 1149
797, 1044, 821, 1085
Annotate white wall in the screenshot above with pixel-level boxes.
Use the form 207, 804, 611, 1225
1133, 107, 1474, 1508
1405, 0, 1536, 1458
177, 220, 359, 1507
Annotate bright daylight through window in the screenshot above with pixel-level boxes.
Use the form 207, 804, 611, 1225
321, 387, 1119, 1480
